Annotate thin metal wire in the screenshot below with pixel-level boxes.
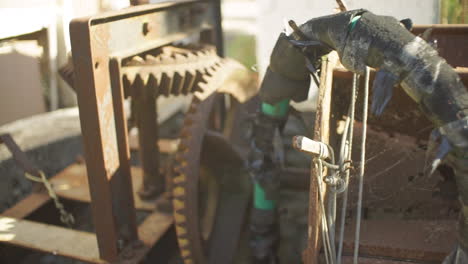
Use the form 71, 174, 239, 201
353, 67, 370, 264
315, 159, 335, 264
337, 73, 359, 263
25, 171, 75, 227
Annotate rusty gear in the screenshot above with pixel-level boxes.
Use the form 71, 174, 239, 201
121, 45, 251, 101
172, 92, 251, 264
168, 52, 256, 264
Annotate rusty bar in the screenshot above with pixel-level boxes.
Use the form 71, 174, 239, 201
0, 134, 40, 177
70, 19, 121, 261
133, 78, 163, 199
109, 59, 139, 242
70, 2, 211, 260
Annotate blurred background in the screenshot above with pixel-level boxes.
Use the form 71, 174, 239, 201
0, 0, 466, 125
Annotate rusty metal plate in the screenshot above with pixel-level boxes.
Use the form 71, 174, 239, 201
50, 163, 158, 211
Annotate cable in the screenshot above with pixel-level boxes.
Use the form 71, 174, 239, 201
315, 158, 335, 264
353, 67, 370, 264
25, 171, 75, 227
337, 73, 359, 263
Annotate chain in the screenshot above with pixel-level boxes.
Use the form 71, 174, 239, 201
24, 171, 75, 227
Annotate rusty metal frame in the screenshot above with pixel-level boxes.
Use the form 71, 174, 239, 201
69, 1, 218, 262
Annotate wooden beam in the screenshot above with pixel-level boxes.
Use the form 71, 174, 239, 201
50, 164, 158, 211
303, 52, 338, 264
0, 216, 105, 264
2, 193, 50, 219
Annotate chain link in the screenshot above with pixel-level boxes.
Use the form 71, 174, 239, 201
24, 171, 75, 227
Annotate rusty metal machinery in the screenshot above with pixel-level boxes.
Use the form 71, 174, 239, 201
172, 92, 252, 264
0, 1, 257, 263
120, 42, 257, 264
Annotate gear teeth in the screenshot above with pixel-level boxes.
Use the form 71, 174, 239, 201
173, 174, 186, 184
127, 56, 145, 66
181, 249, 191, 258
146, 74, 158, 97
176, 224, 187, 235
200, 50, 210, 57
174, 53, 186, 61
173, 199, 185, 210
160, 54, 175, 64
158, 72, 174, 97
208, 66, 218, 76
191, 71, 206, 94
145, 54, 158, 63
133, 75, 144, 90
185, 52, 198, 61
173, 186, 186, 197
196, 81, 210, 93
139, 73, 152, 87
178, 238, 189, 247
172, 71, 185, 96
121, 44, 231, 101
174, 211, 187, 222
182, 70, 196, 95
123, 76, 131, 98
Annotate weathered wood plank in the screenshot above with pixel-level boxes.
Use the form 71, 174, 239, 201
50, 164, 157, 211
303, 52, 338, 264
0, 216, 105, 263
2, 192, 50, 219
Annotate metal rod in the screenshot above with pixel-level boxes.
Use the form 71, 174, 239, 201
353, 67, 370, 264
134, 78, 163, 199
109, 59, 139, 242
337, 73, 358, 264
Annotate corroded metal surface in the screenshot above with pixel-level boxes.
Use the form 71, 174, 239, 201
69, 1, 213, 260
172, 93, 251, 264
122, 44, 257, 102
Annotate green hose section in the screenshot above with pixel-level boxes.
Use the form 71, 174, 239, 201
349, 15, 362, 32
261, 99, 289, 118
254, 183, 275, 210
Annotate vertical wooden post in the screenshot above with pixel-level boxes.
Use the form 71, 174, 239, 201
303, 52, 338, 264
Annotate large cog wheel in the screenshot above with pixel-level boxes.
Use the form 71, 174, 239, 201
172, 92, 250, 264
